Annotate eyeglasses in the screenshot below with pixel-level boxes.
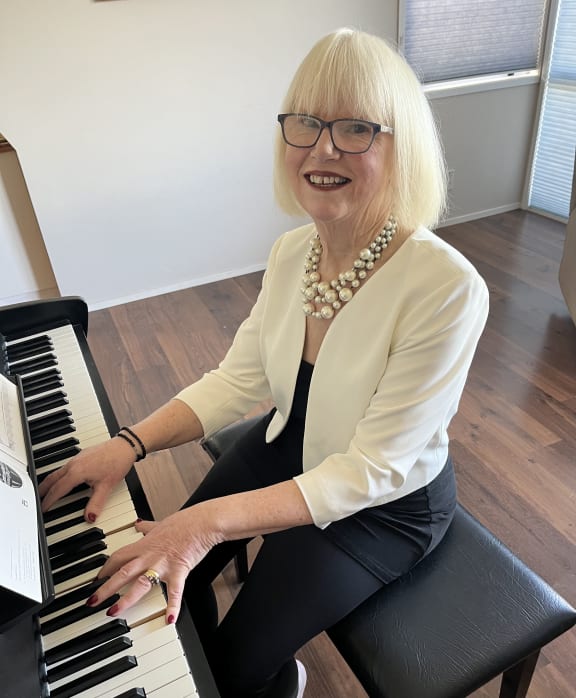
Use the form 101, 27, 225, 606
277, 113, 393, 154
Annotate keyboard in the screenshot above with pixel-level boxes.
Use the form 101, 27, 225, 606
0, 297, 219, 698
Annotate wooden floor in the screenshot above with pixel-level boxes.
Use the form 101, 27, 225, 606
87, 209, 576, 698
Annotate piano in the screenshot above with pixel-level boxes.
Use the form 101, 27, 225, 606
0, 297, 220, 698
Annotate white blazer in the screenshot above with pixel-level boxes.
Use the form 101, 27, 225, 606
177, 224, 489, 528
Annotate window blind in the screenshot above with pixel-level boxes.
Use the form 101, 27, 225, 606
529, 0, 576, 219
403, 0, 549, 83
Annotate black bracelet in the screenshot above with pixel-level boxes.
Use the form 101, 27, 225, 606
115, 431, 142, 462
119, 426, 147, 461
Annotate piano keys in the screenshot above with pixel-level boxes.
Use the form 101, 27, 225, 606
0, 297, 220, 698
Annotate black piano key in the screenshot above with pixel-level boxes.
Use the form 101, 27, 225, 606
43, 496, 90, 524
21, 367, 60, 386
40, 576, 108, 617
52, 553, 109, 586
22, 375, 63, 396
5, 337, 53, 361
112, 689, 147, 698
50, 655, 138, 698
35, 445, 81, 472
50, 539, 107, 571
8, 353, 57, 375
44, 618, 129, 666
45, 514, 85, 536
48, 636, 133, 684
29, 408, 73, 430
30, 418, 74, 440
4, 329, 51, 344
41, 594, 119, 635
31, 422, 76, 446
48, 528, 105, 559
33, 437, 80, 460
25, 391, 69, 416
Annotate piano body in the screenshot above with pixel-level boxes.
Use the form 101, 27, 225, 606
0, 297, 220, 698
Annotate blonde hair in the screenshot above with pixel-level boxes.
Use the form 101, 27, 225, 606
274, 28, 447, 231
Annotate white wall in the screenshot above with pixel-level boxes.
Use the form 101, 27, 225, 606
0, 0, 395, 308
434, 85, 540, 224
0, 0, 539, 309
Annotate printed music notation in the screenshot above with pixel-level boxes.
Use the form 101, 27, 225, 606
0, 373, 42, 602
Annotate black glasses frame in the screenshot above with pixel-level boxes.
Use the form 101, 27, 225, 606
277, 113, 394, 154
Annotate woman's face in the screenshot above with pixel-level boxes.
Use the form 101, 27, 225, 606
284, 112, 393, 233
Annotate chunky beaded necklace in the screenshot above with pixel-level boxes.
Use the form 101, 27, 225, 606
301, 216, 398, 319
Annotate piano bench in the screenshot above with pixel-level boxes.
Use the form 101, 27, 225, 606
201, 418, 576, 698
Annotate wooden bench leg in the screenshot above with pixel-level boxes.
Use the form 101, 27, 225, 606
499, 649, 540, 698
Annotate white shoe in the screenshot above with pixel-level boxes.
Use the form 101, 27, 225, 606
296, 659, 307, 698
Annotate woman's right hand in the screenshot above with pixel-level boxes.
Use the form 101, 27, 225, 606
38, 436, 136, 523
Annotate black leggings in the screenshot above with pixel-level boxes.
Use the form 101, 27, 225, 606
179, 415, 455, 698
181, 451, 384, 698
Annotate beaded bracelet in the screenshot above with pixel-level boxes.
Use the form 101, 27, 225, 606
116, 426, 147, 462
115, 431, 143, 462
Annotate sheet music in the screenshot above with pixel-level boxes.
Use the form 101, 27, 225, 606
0, 374, 41, 602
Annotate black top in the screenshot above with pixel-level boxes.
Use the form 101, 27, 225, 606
236, 360, 457, 582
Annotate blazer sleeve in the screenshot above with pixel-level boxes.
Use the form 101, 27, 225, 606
293, 268, 489, 528
174, 236, 283, 437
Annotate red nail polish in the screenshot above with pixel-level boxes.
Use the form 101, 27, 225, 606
167, 614, 175, 624
86, 595, 98, 607
87, 513, 96, 523
106, 604, 119, 617
136, 518, 142, 523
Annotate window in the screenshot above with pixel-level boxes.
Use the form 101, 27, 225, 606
400, 0, 550, 91
528, 0, 576, 219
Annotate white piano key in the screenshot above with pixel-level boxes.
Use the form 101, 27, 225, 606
48, 482, 133, 512
42, 586, 167, 650
47, 618, 180, 675
47, 507, 138, 546
67, 646, 190, 698
36, 452, 89, 476
48, 625, 183, 696
52, 528, 143, 596
33, 427, 111, 454
43, 615, 167, 674
95, 663, 198, 698
14, 326, 109, 444
148, 673, 199, 697
47, 496, 136, 530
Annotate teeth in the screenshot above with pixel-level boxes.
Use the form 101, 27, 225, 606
309, 175, 348, 185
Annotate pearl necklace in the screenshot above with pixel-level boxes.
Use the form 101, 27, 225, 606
301, 216, 398, 319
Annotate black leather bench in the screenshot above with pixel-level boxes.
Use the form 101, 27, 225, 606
202, 417, 576, 698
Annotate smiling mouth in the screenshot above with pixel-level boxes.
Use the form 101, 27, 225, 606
306, 174, 351, 187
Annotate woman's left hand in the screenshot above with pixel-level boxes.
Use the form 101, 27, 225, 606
88, 504, 222, 624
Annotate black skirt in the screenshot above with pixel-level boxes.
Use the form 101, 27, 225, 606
233, 360, 457, 583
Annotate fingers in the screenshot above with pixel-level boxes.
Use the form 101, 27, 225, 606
92, 559, 182, 623
107, 568, 160, 616
39, 465, 81, 512
39, 464, 114, 523
135, 519, 158, 535
90, 543, 185, 624
85, 482, 114, 523
165, 577, 185, 624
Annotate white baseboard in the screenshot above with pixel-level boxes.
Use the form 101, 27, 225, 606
3, 205, 527, 312
88, 262, 267, 312
439, 203, 521, 228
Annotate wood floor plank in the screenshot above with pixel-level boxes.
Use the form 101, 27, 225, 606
86, 209, 575, 697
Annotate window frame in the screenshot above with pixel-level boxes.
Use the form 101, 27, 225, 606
397, 0, 553, 100
522, 0, 575, 221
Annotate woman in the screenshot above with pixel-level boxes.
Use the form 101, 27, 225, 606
40, 28, 489, 698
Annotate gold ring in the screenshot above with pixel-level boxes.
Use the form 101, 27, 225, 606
143, 568, 161, 586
